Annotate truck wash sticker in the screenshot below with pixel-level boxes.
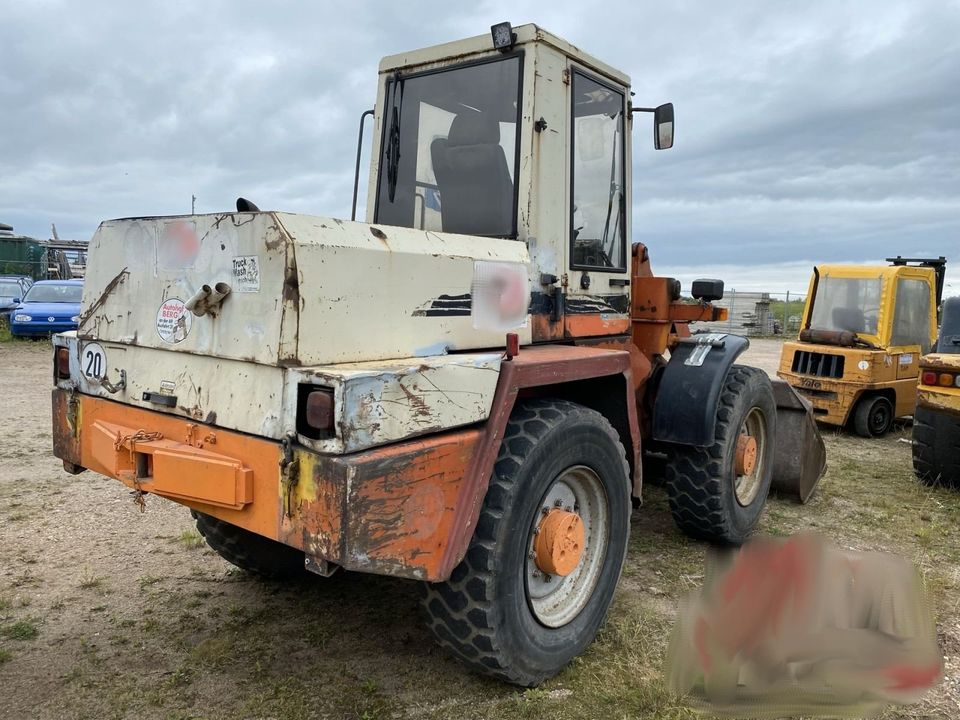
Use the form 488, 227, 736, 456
156, 298, 192, 343
232, 255, 261, 293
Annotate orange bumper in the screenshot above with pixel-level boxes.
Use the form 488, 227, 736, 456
52, 389, 481, 581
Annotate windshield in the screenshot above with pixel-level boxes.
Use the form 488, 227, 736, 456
375, 55, 522, 237
0, 282, 22, 297
808, 276, 882, 336
570, 71, 626, 271
24, 283, 82, 303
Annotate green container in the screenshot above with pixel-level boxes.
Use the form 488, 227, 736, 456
0, 237, 49, 280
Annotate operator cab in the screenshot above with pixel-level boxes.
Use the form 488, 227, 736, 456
364, 23, 672, 341
803, 258, 944, 353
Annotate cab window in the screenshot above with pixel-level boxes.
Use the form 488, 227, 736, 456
570, 71, 626, 271
375, 55, 522, 238
891, 278, 932, 351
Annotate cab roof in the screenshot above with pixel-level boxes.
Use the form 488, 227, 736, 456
378, 23, 631, 88
816, 263, 936, 282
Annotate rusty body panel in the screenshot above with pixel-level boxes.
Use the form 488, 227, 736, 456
778, 340, 919, 426
917, 353, 960, 418
628, 244, 727, 366
52, 343, 636, 581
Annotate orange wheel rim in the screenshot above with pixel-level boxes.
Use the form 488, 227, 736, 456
735, 435, 758, 476
534, 509, 585, 577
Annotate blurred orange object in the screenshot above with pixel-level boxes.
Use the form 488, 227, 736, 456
666, 533, 942, 717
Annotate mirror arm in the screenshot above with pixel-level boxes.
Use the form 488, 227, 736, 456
630, 107, 657, 114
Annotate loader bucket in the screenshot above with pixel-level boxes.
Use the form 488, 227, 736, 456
770, 379, 827, 503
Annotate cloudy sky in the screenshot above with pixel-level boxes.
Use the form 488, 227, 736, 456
2, 0, 958, 294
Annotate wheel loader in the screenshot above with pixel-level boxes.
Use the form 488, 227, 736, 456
50, 22, 825, 686
777, 257, 946, 437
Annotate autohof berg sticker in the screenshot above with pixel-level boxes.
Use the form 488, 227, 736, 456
232, 255, 261, 293
156, 298, 192, 343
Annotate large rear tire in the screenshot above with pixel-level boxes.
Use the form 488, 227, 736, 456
421, 399, 631, 687
192, 511, 306, 579
665, 365, 775, 545
913, 406, 960, 489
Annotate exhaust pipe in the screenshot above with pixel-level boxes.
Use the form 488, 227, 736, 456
185, 286, 212, 316
185, 282, 232, 318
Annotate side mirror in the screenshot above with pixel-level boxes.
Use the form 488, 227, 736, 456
12, 298, 20, 304
654, 103, 674, 150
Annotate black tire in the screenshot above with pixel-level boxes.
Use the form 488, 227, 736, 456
853, 394, 894, 438
664, 365, 776, 544
421, 399, 631, 687
913, 406, 960, 489
192, 511, 305, 579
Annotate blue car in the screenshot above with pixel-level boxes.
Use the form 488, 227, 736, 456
0, 275, 33, 324
10, 279, 84, 337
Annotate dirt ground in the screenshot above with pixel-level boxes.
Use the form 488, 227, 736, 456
1, 337, 959, 720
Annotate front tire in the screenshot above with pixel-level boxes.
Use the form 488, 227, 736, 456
665, 365, 776, 544
192, 511, 306, 579
421, 399, 630, 686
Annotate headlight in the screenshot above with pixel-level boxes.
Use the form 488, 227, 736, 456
13, 314, 31, 322
71, 315, 80, 322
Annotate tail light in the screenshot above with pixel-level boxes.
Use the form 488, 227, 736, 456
296, 385, 335, 439
55, 347, 70, 380
922, 370, 960, 388
937, 372, 960, 387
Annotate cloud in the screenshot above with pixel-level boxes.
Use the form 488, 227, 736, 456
1, 0, 958, 292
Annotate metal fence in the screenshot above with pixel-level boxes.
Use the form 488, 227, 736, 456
695, 290, 807, 337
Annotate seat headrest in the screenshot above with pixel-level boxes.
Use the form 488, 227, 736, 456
448, 112, 500, 146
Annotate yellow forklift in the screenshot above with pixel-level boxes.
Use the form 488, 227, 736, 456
778, 256, 946, 437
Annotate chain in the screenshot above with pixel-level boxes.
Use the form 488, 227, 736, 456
113, 429, 164, 513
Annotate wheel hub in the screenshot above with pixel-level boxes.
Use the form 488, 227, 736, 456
735, 435, 758, 476
534, 509, 584, 576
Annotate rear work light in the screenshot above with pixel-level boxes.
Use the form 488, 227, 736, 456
921, 371, 937, 386
296, 385, 335, 439
56, 347, 70, 380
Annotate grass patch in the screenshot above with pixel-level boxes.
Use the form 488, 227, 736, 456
173, 530, 204, 550
139, 575, 162, 591
189, 635, 235, 668
1, 618, 40, 640
0, 649, 12, 664
78, 568, 105, 590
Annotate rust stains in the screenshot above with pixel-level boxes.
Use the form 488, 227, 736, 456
79, 267, 129, 326
369, 226, 390, 249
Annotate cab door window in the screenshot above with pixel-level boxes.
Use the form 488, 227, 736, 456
570, 71, 626, 271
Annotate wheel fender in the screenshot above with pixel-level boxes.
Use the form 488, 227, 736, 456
652, 333, 750, 446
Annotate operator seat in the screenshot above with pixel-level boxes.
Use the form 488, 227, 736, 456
832, 307, 866, 333
431, 111, 513, 236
